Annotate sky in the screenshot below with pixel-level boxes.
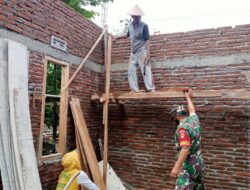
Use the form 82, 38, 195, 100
89, 0, 250, 35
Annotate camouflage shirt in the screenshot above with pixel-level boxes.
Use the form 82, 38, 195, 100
174, 114, 204, 173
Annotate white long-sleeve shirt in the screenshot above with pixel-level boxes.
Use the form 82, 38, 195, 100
77, 171, 99, 190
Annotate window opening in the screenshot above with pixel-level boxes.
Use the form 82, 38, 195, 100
42, 62, 62, 156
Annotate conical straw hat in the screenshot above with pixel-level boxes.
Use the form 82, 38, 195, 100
127, 4, 145, 16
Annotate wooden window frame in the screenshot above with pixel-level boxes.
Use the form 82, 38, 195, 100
38, 56, 69, 160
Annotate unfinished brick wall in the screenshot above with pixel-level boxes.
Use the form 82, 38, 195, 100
28, 51, 103, 189
1, 0, 250, 189
0, 0, 104, 189
0, 0, 104, 63
107, 25, 250, 189
112, 25, 250, 62
0, 0, 104, 190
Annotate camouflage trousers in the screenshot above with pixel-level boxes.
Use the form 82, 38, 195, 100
175, 155, 205, 190
175, 170, 204, 190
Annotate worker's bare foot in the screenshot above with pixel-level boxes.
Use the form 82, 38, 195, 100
147, 89, 155, 93
130, 90, 139, 93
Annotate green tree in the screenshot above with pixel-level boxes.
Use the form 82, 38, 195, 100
64, 0, 113, 19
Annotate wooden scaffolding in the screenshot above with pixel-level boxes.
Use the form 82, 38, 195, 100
61, 27, 250, 190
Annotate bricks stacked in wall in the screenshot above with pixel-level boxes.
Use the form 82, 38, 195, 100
0, 0, 104, 64
107, 99, 250, 190
29, 52, 103, 190
39, 161, 63, 190
112, 25, 250, 63
29, 51, 44, 152
107, 62, 250, 189
110, 63, 250, 92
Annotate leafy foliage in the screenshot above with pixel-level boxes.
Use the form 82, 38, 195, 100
43, 100, 60, 155
46, 62, 62, 95
43, 62, 62, 155
64, 0, 113, 19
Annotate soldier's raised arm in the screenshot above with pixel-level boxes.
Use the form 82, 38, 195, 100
184, 89, 195, 115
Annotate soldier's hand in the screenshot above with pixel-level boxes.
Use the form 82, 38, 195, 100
184, 88, 192, 98
170, 166, 180, 178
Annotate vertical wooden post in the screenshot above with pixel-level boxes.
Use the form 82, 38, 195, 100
103, 32, 112, 184
58, 64, 69, 154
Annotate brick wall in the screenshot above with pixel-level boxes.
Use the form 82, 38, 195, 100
108, 98, 249, 189
0, 0, 105, 189
108, 25, 250, 189
0, 0, 104, 64
112, 25, 250, 62
28, 51, 103, 189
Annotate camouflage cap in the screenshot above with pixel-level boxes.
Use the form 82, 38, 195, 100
170, 105, 186, 119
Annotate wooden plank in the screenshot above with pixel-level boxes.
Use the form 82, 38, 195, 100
61, 28, 107, 93
70, 98, 106, 190
103, 34, 112, 184
46, 94, 61, 98
76, 127, 91, 177
76, 133, 84, 169
0, 39, 16, 190
38, 59, 48, 159
8, 42, 26, 190
45, 55, 68, 66
91, 89, 223, 101
58, 64, 69, 154
75, 133, 89, 190
13, 89, 43, 189
8, 41, 42, 189
91, 89, 250, 102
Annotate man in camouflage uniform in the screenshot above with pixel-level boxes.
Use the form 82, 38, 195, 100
170, 89, 205, 190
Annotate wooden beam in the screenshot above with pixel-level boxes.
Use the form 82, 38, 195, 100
45, 56, 68, 66
76, 130, 91, 190
70, 98, 106, 190
91, 89, 222, 101
91, 89, 250, 101
58, 63, 69, 155
8, 41, 42, 189
103, 34, 112, 184
38, 59, 48, 159
76, 127, 91, 177
61, 28, 107, 93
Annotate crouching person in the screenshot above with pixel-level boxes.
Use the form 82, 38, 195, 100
56, 149, 99, 190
